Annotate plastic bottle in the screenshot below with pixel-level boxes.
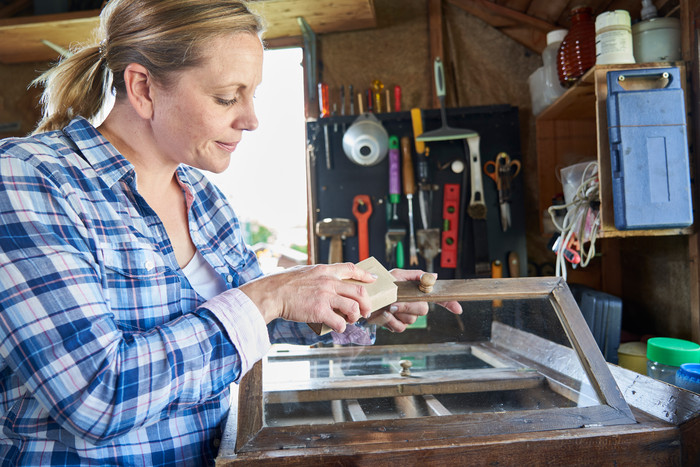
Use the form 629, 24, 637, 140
595, 10, 635, 65
527, 67, 547, 116
558, 6, 596, 86
528, 29, 568, 116
646, 337, 700, 384
632, 0, 681, 63
542, 29, 568, 105
676, 363, 700, 393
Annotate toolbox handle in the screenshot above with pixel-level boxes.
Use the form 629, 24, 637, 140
607, 67, 679, 94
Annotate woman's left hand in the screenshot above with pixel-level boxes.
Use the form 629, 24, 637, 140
366, 269, 462, 333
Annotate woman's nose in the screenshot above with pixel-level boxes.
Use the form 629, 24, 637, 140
237, 100, 258, 132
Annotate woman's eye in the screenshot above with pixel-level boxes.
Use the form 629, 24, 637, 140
216, 97, 238, 106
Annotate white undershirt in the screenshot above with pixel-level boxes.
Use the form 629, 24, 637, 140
182, 250, 227, 300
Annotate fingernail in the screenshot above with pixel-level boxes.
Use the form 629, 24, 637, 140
370, 273, 378, 279
389, 305, 398, 314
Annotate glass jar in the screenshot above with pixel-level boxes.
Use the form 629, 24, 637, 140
676, 363, 700, 393
646, 337, 700, 384
557, 6, 596, 86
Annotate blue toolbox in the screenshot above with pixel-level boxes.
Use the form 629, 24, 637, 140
606, 67, 693, 230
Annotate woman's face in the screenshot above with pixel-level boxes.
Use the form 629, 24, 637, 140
149, 32, 263, 174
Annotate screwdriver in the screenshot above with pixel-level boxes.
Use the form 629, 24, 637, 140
401, 136, 418, 266
318, 82, 331, 169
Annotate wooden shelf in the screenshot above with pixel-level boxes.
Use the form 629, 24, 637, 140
0, 0, 377, 64
536, 62, 694, 239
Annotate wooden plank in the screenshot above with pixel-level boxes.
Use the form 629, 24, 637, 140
236, 360, 264, 452
423, 394, 452, 416
346, 399, 368, 421
0, 12, 99, 63
252, 0, 376, 39
394, 395, 421, 418
264, 368, 546, 404
236, 405, 641, 454
0, 0, 377, 64
219, 419, 681, 465
608, 363, 700, 426
550, 284, 635, 420
395, 276, 562, 303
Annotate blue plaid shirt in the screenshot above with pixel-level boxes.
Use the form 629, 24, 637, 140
0, 118, 340, 466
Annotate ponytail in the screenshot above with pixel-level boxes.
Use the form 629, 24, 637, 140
32, 45, 111, 134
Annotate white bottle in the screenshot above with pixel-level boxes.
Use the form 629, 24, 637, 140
595, 10, 635, 65
542, 29, 568, 107
632, 0, 681, 63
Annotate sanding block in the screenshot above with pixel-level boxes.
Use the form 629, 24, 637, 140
308, 256, 398, 335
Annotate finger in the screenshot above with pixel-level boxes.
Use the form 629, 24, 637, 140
335, 262, 377, 283
438, 301, 463, 315
323, 312, 347, 334
329, 294, 363, 325
388, 301, 429, 317
382, 313, 407, 333
393, 312, 418, 327
333, 280, 373, 318
366, 310, 393, 327
388, 268, 428, 282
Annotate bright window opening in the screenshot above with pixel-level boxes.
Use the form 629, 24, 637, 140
206, 47, 307, 272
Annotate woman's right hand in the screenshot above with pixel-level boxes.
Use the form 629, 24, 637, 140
238, 263, 376, 333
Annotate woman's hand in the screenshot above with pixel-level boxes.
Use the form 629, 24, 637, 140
238, 262, 376, 333
367, 269, 462, 332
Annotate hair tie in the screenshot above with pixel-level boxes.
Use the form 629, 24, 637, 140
98, 39, 108, 60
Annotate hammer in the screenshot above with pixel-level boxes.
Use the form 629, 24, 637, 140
315, 218, 355, 263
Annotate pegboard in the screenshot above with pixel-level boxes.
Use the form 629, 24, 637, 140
307, 105, 526, 279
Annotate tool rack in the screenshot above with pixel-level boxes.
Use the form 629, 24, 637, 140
306, 104, 527, 281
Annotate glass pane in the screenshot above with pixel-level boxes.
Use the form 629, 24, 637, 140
262, 296, 603, 428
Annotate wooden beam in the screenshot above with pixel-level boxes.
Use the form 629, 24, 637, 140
447, 0, 554, 53
448, 0, 556, 31
428, 0, 443, 109
0, 0, 31, 19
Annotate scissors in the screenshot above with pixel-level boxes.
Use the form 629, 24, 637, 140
483, 152, 521, 232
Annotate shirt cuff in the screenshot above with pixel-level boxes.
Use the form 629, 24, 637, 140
203, 288, 271, 377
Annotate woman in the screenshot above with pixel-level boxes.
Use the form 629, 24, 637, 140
0, 1, 461, 465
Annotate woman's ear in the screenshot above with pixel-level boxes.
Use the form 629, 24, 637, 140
123, 63, 155, 119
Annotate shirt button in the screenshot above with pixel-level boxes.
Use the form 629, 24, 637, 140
144, 260, 155, 271
226, 274, 234, 283
213, 438, 221, 448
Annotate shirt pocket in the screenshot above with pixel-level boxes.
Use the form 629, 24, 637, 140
99, 241, 167, 279
98, 242, 174, 330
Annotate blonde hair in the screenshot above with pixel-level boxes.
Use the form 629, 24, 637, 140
33, 0, 264, 133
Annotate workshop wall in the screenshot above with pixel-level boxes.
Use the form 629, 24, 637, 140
317, 0, 547, 269
0, 61, 44, 136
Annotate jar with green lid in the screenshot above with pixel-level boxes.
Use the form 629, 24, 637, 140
646, 337, 700, 384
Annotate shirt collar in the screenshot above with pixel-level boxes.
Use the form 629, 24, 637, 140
61, 117, 135, 188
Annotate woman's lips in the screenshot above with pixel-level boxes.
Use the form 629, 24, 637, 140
216, 141, 238, 152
